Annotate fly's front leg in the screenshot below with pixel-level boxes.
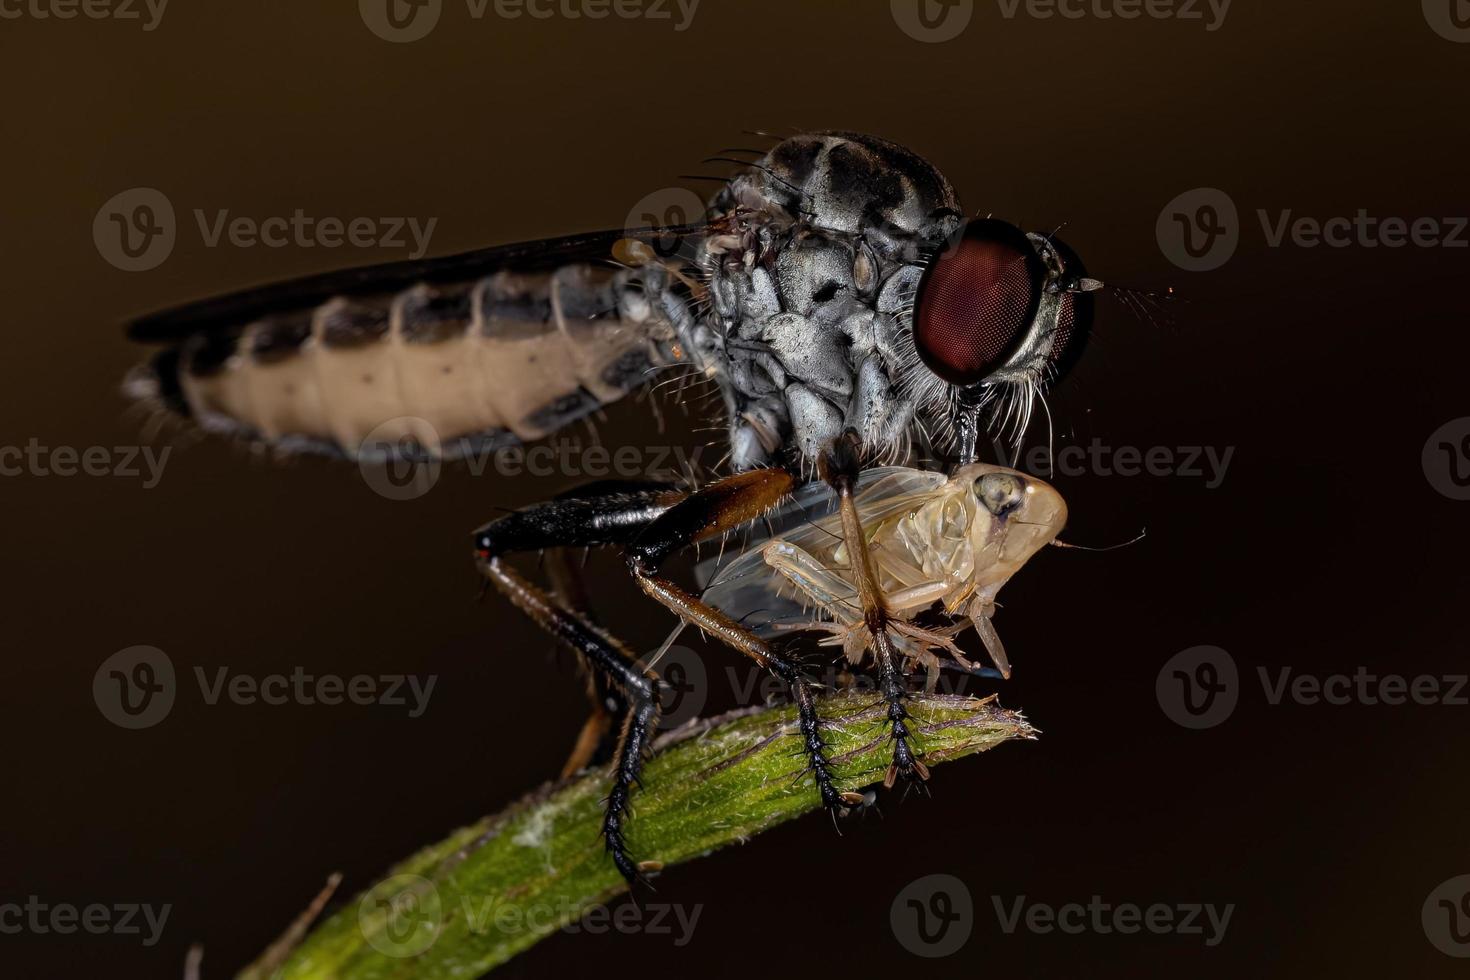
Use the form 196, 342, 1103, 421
473, 481, 685, 885
624, 469, 852, 817
817, 434, 930, 791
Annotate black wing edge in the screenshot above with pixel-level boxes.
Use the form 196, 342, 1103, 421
125, 223, 713, 343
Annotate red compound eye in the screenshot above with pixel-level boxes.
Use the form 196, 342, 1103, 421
1046, 236, 1095, 382
911, 219, 1044, 386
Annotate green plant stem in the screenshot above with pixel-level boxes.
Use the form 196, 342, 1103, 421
241, 690, 1034, 980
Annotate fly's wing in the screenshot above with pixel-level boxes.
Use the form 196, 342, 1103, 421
697, 467, 948, 637
123, 222, 717, 459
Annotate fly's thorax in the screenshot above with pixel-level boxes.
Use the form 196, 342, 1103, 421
698, 133, 964, 470
951, 463, 1068, 593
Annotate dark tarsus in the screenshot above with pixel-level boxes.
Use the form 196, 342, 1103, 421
473, 473, 848, 886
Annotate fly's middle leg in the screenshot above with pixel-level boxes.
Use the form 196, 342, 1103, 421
623, 469, 852, 818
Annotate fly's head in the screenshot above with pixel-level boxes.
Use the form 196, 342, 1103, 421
951, 462, 1068, 595
696, 133, 1138, 474
902, 218, 1101, 461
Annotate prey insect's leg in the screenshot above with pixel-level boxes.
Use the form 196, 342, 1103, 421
473, 481, 685, 885
763, 539, 971, 673
817, 435, 930, 790
624, 469, 850, 815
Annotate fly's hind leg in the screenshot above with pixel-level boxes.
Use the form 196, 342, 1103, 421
473, 480, 686, 885
817, 433, 929, 791
537, 482, 681, 777
543, 547, 627, 778
624, 469, 851, 817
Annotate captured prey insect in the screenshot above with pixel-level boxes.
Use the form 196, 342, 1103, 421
123, 131, 1136, 885
700, 462, 1068, 697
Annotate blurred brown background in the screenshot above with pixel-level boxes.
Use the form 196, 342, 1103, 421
2, 1, 1467, 976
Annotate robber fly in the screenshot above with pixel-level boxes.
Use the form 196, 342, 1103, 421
125, 131, 1122, 885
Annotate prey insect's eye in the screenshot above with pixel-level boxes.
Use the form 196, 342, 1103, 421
911, 219, 1044, 386
975, 472, 1026, 518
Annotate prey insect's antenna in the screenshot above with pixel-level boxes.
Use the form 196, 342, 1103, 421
1051, 528, 1148, 552
643, 622, 688, 672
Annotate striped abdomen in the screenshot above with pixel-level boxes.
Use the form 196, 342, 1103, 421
129, 256, 691, 459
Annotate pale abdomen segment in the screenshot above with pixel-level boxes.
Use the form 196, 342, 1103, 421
129, 258, 686, 459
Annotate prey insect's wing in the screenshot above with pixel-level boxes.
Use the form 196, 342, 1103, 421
124, 223, 718, 459
698, 467, 948, 637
